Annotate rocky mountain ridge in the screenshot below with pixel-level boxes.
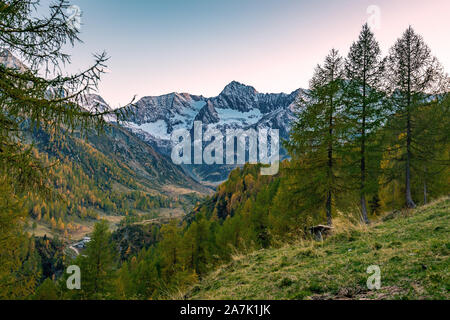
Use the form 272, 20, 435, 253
111, 81, 302, 182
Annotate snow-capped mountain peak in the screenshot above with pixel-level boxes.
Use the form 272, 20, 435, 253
100, 81, 302, 182
214, 81, 259, 113
119, 81, 299, 147
220, 80, 258, 97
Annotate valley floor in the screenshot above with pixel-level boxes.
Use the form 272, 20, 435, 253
185, 198, 449, 300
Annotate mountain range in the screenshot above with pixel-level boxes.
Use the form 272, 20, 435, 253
1, 49, 302, 185
97, 81, 302, 183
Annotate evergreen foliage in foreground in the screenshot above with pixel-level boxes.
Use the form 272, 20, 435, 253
0, 0, 128, 297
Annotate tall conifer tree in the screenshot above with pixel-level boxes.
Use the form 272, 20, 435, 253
385, 26, 447, 208
287, 49, 345, 226
0, 1, 128, 298
344, 24, 386, 223
78, 220, 116, 299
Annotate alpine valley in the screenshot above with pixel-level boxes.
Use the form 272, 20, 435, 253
1, 49, 302, 241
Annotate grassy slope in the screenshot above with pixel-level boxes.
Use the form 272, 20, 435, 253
186, 198, 449, 300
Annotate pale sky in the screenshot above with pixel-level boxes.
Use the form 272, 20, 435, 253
44, 0, 450, 107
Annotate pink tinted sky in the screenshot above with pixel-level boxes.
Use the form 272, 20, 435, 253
62, 0, 450, 107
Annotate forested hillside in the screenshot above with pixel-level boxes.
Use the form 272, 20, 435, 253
22, 124, 209, 239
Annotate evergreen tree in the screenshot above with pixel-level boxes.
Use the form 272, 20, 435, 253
344, 23, 386, 223
34, 278, 60, 300
158, 220, 183, 280
0, 181, 40, 299
385, 26, 448, 208
77, 220, 116, 299
0, 0, 127, 194
410, 94, 450, 204
0, 0, 128, 298
287, 49, 346, 225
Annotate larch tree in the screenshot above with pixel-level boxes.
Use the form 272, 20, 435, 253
385, 26, 448, 208
344, 23, 386, 223
287, 49, 346, 226
158, 220, 183, 281
410, 94, 449, 204
0, 0, 128, 193
77, 220, 116, 299
0, 0, 129, 299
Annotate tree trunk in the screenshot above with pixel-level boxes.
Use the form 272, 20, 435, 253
326, 92, 334, 226
360, 195, 370, 224
360, 78, 369, 224
326, 190, 332, 226
405, 52, 416, 209
423, 180, 428, 205
405, 109, 416, 208
423, 182, 427, 205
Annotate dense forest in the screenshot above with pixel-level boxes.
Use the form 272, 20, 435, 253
22, 124, 205, 239
0, 1, 448, 300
